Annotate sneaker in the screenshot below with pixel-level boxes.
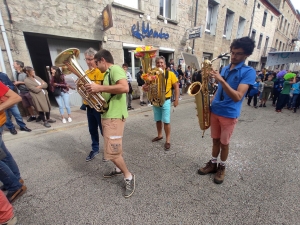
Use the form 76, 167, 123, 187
43, 122, 51, 128
1, 216, 17, 225
259, 104, 262, 107
140, 102, 144, 106
214, 164, 226, 184
27, 116, 36, 122
62, 118, 67, 124
254, 106, 258, 108
6, 185, 27, 203
36, 116, 42, 122
124, 174, 135, 198
179, 97, 182, 100
197, 160, 218, 175
9, 128, 17, 135
148, 103, 152, 107
263, 104, 266, 107
103, 168, 123, 178
68, 117, 72, 122
86, 151, 99, 162
102, 157, 108, 162
47, 119, 56, 123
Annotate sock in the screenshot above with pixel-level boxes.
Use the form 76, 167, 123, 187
125, 174, 132, 181
211, 157, 217, 163
115, 167, 121, 173
220, 161, 226, 166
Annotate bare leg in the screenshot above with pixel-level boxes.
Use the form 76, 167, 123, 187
164, 123, 171, 143
111, 156, 131, 178
220, 143, 229, 161
156, 121, 163, 138
212, 138, 221, 158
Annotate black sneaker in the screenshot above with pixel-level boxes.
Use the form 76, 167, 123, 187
86, 151, 99, 162
103, 168, 123, 178
263, 104, 266, 107
36, 116, 42, 122
9, 128, 17, 135
124, 174, 135, 198
27, 116, 36, 122
6, 185, 27, 203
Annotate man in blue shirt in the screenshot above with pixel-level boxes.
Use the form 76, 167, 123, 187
198, 37, 256, 184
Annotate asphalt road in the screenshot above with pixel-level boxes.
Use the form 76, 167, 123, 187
4, 100, 300, 225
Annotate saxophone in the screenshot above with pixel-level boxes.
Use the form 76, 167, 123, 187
55, 48, 108, 113
188, 53, 229, 137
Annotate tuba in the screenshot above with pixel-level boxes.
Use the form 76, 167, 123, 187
188, 53, 229, 137
55, 48, 108, 113
135, 47, 165, 107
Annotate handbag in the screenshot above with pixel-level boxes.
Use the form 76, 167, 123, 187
53, 87, 61, 96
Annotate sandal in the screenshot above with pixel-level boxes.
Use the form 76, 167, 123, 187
164, 143, 171, 150
152, 137, 163, 142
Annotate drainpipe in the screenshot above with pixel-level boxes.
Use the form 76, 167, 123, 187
0, 47, 7, 73
248, 0, 257, 37
0, 8, 15, 79
192, 0, 199, 55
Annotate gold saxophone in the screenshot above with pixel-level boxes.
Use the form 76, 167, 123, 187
55, 48, 108, 113
188, 53, 229, 137
139, 50, 165, 107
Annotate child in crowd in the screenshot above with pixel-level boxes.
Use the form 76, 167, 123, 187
260, 74, 274, 107
258, 78, 264, 107
289, 78, 300, 113
248, 77, 260, 108
179, 75, 183, 97
275, 76, 296, 112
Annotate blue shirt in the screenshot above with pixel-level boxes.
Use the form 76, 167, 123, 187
249, 82, 259, 96
211, 61, 256, 118
292, 82, 300, 94
0, 72, 15, 90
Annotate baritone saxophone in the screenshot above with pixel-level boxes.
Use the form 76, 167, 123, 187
188, 53, 229, 137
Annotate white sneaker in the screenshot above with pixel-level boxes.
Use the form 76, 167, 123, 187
179, 97, 182, 100
68, 117, 72, 122
62, 118, 67, 123
148, 104, 152, 107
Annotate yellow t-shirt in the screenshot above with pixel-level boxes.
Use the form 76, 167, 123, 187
165, 70, 178, 98
83, 68, 104, 105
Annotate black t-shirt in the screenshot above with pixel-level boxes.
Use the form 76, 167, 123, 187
136, 70, 144, 86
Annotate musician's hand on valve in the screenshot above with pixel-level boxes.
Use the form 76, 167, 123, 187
210, 70, 223, 82
142, 84, 149, 92
85, 83, 101, 93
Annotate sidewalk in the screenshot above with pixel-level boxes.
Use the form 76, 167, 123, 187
3, 94, 194, 141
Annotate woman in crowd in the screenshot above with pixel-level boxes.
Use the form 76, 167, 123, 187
275, 76, 296, 112
50, 66, 73, 123
23, 66, 56, 128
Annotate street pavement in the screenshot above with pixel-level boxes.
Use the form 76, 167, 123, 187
2, 97, 300, 225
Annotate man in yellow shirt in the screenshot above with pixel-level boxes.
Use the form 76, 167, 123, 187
144, 56, 179, 150
83, 48, 105, 162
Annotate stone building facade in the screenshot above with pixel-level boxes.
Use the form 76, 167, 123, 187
269, 0, 300, 70
0, 0, 299, 106
247, 0, 281, 70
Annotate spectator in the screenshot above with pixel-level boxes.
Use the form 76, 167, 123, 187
0, 72, 31, 135
260, 74, 274, 107
50, 66, 73, 123
136, 66, 146, 106
23, 66, 56, 128
122, 63, 134, 110
275, 76, 296, 112
289, 78, 300, 113
247, 77, 260, 108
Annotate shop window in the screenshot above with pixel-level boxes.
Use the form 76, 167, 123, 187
159, 0, 176, 20
205, 0, 219, 35
257, 34, 263, 49
286, 23, 290, 35
278, 41, 282, 51
114, 0, 139, 9
262, 12, 267, 27
236, 17, 246, 38
283, 19, 287, 34
223, 9, 234, 40
279, 16, 284, 30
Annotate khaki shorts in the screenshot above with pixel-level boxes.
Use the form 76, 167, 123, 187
102, 118, 125, 160
210, 112, 238, 145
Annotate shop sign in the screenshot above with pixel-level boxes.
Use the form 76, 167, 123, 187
131, 21, 169, 41
187, 26, 202, 39
102, 4, 113, 31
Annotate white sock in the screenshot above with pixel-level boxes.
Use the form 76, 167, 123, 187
211, 157, 217, 163
220, 161, 226, 166
115, 167, 121, 173
125, 174, 132, 181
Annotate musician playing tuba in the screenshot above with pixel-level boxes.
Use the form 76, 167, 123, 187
142, 55, 179, 151
197, 37, 256, 185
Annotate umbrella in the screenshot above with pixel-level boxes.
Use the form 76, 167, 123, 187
276, 70, 287, 78
283, 73, 296, 80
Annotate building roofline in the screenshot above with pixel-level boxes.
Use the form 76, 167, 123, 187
260, 0, 282, 16
285, 0, 300, 22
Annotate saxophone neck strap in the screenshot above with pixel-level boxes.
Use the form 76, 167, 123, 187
106, 68, 115, 105
165, 70, 171, 95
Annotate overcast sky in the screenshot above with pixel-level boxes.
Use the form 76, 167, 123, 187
290, 0, 300, 11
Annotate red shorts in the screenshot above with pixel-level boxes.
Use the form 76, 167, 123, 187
210, 112, 238, 145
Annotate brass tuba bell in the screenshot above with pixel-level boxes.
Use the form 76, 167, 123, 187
55, 48, 108, 112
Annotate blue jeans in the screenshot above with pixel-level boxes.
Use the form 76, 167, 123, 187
5, 104, 26, 130
289, 94, 299, 108
0, 126, 22, 192
55, 92, 71, 115
87, 106, 102, 153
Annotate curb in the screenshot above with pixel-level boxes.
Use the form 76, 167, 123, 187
3, 97, 195, 142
